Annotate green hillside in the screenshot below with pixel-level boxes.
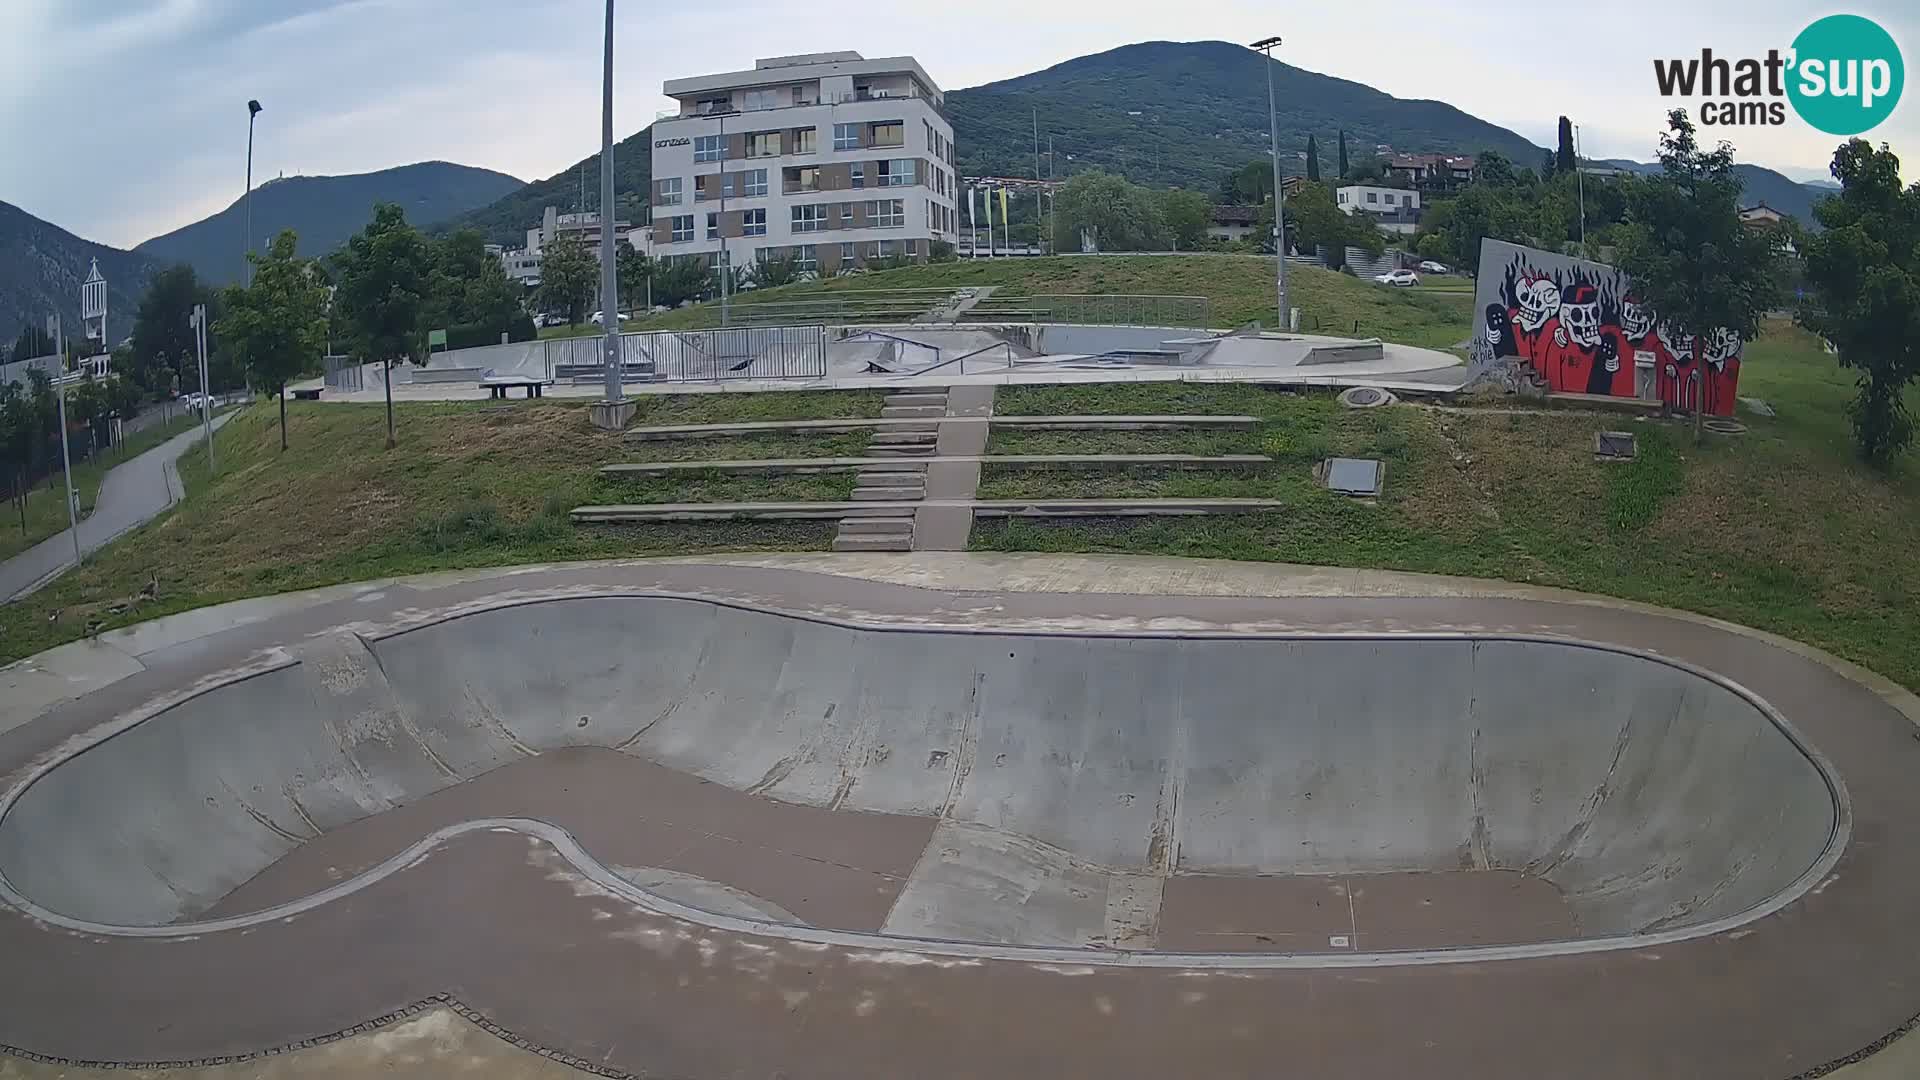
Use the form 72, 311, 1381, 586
950, 40, 1543, 189
135, 161, 524, 285
435, 128, 655, 247
0, 199, 166, 350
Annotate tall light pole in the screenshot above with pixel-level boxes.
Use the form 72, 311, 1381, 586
598, 0, 623, 403
244, 100, 262, 285
1252, 36, 1290, 332
190, 304, 215, 474
1574, 122, 1588, 253
717, 110, 732, 328
48, 315, 81, 569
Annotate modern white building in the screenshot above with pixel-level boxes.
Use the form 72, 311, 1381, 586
525, 206, 629, 256
649, 52, 958, 277
1336, 184, 1422, 235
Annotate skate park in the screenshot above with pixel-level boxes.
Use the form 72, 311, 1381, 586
2, 553, 1918, 1079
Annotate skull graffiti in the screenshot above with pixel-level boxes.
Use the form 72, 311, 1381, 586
1558, 283, 1602, 349
1658, 321, 1696, 360
1701, 327, 1741, 370
1514, 276, 1561, 332
1620, 294, 1655, 340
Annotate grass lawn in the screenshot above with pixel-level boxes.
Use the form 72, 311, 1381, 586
0, 409, 217, 562
633, 257, 1474, 350
975, 318, 1920, 691
0, 396, 864, 664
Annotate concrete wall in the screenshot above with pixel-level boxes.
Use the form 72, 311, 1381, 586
0, 598, 1839, 939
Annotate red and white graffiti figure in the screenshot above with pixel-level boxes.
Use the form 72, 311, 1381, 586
1511, 275, 1561, 378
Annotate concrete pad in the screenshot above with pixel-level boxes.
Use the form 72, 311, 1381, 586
0, 639, 145, 736
883, 822, 1116, 947
910, 504, 976, 551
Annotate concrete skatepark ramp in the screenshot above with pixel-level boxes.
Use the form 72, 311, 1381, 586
0, 596, 1842, 956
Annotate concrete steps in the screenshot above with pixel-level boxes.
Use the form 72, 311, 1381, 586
881, 405, 946, 419
857, 470, 927, 488
828, 391, 947, 551
849, 487, 923, 502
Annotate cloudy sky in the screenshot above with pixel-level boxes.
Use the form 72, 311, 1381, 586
3, 0, 1914, 248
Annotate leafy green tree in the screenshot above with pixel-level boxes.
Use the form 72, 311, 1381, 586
1617, 110, 1782, 440
0, 381, 34, 531
615, 240, 652, 310
650, 257, 710, 308
1798, 138, 1920, 465
1157, 189, 1213, 249
1051, 171, 1170, 252
130, 264, 209, 400
1556, 116, 1577, 175
333, 203, 435, 449
1337, 130, 1349, 180
1475, 151, 1518, 188
217, 231, 328, 452
1541, 149, 1557, 179
1305, 135, 1321, 182
538, 234, 598, 325
426, 228, 528, 347
1416, 232, 1450, 261
748, 250, 803, 289
1218, 160, 1273, 205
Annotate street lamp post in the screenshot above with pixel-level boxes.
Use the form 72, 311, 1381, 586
244, 99, 262, 285
1252, 36, 1290, 332
48, 315, 81, 569
190, 304, 215, 473
598, 0, 623, 404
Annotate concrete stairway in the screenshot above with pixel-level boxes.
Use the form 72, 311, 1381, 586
832, 390, 945, 551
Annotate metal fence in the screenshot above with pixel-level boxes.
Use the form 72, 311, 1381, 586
961, 293, 1212, 329
322, 355, 363, 391
628, 324, 830, 381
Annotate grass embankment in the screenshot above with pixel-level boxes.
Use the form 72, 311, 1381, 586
0, 409, 216, 562
632, 256, 1473, 351
0, 390, 888, 664
975, 320, 1920, 690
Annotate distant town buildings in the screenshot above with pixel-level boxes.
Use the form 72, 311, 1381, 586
1206, 205, 1260, 243
1383, 153, 1476, 189
1336, 184, 1422, 234
648, 51, 957, 276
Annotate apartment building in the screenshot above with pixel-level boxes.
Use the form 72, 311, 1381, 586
649, 52, 958, 277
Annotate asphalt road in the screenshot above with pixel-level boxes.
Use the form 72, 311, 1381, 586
0, 411, 232, 603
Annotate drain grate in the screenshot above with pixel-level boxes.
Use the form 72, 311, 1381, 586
1703, 418, 1748, 435
1338, 386, 1396, 409
1594, 431, 1638, 461
1323, 457, 1385, 496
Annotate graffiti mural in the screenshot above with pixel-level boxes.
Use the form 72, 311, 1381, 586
1468, 239, 1742, 415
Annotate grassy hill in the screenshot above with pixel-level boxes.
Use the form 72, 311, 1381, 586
950, 40, 1543, 190
135, 161, 524, 285
0, 200, 167, 349
632, 255, 1475, 349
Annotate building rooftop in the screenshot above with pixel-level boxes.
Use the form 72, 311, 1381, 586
663, 53, 943, 102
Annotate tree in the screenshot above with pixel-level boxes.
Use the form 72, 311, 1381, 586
538, 234, 597, 325
0, 381, 33, 532
332, 203, 436, 449
1556, 116, 1577, 175
1050, 171, 1170, 252
1218, 160, 1273, 205
747, 250, 803, 289
615, 240, 652, 310
1617, 110, 1782, 440
1541, 149, 1557, 179
1798, 138, 1920, 465
1416, 232, 1450, 261
1305, 134, 1321, 182
1476, 151, 1519, 189
427, 228, 529, 347
1337, 130, 1349, 181
650, 257, 710, 308
1157, 189, 1213, 249
217, 230, 328, 452
130, 264, 209, 400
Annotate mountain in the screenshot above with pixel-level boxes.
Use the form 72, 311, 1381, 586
136, 161, 524, 285
0, 200, 167, 352
1596, 159, 1834, 226
947, 40, 1544, 191
434, 131, 653, 247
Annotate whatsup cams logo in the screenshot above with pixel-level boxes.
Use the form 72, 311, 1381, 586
1652, 14, 1904, 134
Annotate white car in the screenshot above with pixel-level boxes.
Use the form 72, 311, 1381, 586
181, 392, 207, 409
1418, 260, 1450, 274
1374, 269, 1421, 287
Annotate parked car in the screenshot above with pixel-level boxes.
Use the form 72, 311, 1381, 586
1374, 269, 1421, 287
181, 392, 207, 409
1418, 260, 1451, 274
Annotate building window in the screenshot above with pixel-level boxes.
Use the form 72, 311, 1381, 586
1383, 193, 1396, 205
850, 163, 864, 189
742, 169, 767, 197
1337, 192, 1346, 204
792, 127, 816, 154
706, 212, 719, 240
745, 131, 781, 158
694, 135, 723, 162
868, 199, 904, 228
783, 166, 820, 194
869, 239, 899, 259
792, 204, 827, 233
837, 202, 855, 226
840, 242, 856, 262
670, 215, 693, 243
833, 123, 860, 151
878, 159, 914, 187
870, 121, 903, 148
791, 86, 805, 106
1366, 191, 1378, 203
657, 177, 682, 206
742, 208, 766, 236
795, 244, 817, 273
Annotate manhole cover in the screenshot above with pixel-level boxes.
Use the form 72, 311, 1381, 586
1703, 418, 1748, 435
1324, 457, 1384, 496
1338, 386, 1395, 409
1594, 431, 1637, 460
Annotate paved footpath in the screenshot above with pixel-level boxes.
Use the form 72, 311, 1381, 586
0, 412, 232, 603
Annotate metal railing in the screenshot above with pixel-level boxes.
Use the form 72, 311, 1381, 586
640, 324, 829, 381
961, 293, 1212, 329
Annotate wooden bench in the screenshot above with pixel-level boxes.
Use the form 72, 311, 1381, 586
481, 377, 554, 399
